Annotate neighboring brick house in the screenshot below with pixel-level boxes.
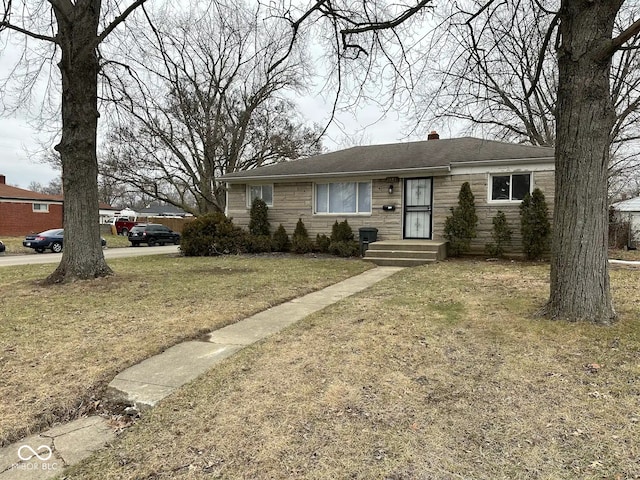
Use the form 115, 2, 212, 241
221, 135, 555, 255
0, 174, 65, 236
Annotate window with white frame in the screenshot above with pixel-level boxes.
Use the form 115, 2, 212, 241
315, 182, 371, 214
247, 184, 273, 207
32, 203, 49, 213
490, 173, 532, 201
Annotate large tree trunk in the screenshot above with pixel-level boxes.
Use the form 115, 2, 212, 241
546, 0, 618, 323
47, 1, 112, 283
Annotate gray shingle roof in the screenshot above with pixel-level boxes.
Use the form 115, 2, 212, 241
221, 137, 554, 182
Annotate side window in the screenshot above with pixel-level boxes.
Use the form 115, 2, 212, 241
32, 203, 49, 213
247, 185, 273, 207
489, 173, 532, 202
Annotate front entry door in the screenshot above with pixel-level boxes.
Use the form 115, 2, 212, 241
404, 178, 433, 239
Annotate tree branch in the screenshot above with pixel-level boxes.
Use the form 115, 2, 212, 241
596, 17, 640, 61
0, 21, 57, 43
96, 0, 149, 46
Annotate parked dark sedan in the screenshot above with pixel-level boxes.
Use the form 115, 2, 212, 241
0, 240, 5, 253
23, 229, 107, 253
128, 223, 181, 246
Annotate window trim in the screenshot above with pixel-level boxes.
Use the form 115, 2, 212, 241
32, 203, 50, 213
246, 184, 274, 208
313, 181, 372, 215
488, 172, 533, 203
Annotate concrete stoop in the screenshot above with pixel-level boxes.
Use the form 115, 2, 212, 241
1, 266, 404, 480
363, 240, 447, 267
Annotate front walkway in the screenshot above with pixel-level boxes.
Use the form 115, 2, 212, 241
0, 266, 403, 479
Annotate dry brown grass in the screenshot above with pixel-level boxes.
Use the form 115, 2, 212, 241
0, 255, 370, 447
609, 248, 640, 262
64, 259, 640, 480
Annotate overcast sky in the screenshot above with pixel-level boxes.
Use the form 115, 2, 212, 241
0, 3, 454, 190
0, 91, 431, 190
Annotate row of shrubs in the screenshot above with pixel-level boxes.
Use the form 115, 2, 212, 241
181, 199, 360, 257
444, 182, 551, 260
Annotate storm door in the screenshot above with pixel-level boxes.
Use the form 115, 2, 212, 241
403, 178, 433, 239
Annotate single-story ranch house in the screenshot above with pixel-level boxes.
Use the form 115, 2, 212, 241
0, 174, 64, 236
0, 174, 117, 236
222, 135, 555, 260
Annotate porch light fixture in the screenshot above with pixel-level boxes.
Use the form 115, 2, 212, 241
388, 184, 394, 194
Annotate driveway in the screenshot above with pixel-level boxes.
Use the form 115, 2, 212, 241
0, 245, 180, 267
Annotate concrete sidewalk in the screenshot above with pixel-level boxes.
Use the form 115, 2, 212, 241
0, 266, 403, 479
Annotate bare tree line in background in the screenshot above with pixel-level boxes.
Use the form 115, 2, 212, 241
411, 0, 640, 201
98, 1, 323, 216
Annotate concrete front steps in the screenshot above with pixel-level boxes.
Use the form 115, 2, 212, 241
363, 240, 447, 267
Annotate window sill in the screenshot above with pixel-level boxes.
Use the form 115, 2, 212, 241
313, 213, 372, 216
487, 199, 524, 204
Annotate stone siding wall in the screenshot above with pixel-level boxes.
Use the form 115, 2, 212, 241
226, 168, 555, 254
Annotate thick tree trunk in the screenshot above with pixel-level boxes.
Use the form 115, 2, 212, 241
546, 0, 618, 323
47, 1, 112, 283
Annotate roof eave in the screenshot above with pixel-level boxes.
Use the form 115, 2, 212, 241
0, 196, 64, 203
221, 165, 451, 183
451, 156, 555, 167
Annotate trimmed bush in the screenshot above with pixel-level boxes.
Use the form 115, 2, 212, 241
520, 188, 551, 260
444, 182, 478, 256
486, 210, 512, 257
329, 220, 359, 257
181, 213, 246, 256
273, 224, 291, 252
315, 234, 331, 253
291, 218, 313, 254
330, 220, 355, 242
245, 234, 273, 253
248, 198, 270, 236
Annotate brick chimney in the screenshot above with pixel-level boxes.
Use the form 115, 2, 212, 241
0, 174, 5, 184
427, 131, 440, 140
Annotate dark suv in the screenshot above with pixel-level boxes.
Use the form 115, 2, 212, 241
128, 224, 181, 247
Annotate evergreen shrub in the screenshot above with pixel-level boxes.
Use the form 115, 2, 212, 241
248, 198, 270, 236
329, 220, 359, 257
520, 188, 551, 260
315, 234, 331, 253
444, 182, 478, 256
181, 213, 246, 256
273, 224, 291, 252
486, 210, 512, 257
291, 218, 313, 254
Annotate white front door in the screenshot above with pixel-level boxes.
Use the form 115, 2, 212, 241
404, 178, 433, 239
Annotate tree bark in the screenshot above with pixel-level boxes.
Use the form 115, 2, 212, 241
546, 0, 618, 323
47, 0, 112, 283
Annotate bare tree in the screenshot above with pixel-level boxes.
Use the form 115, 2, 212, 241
429, 0, 639, 323
276, 0, 640, 323
28, 178, 62, 195
100, 1, 322, 215
1, 0, 148, 282
416, 0, 640, 188
416, 1, 557, 146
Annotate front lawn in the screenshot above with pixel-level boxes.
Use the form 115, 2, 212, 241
66, 260, 640, 479
0, 255, 371, 447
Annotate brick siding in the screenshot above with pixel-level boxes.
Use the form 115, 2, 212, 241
0, 201, 64, 236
